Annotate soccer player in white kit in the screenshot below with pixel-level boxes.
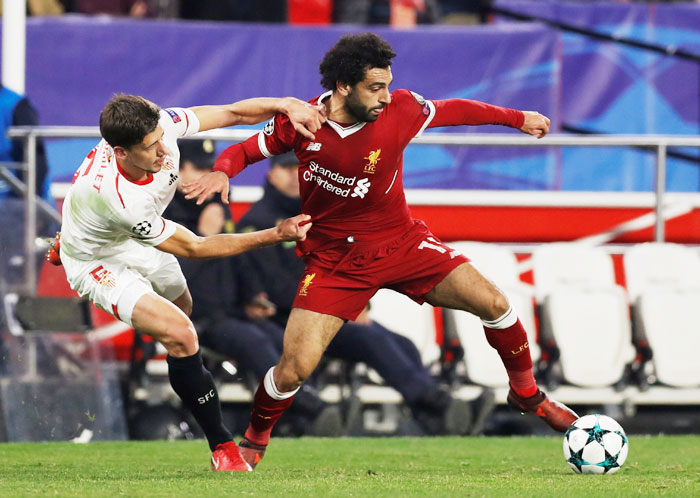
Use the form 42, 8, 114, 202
56, 93, 321, 471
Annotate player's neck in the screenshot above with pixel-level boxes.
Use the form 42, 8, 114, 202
117, 158, 150, 182
327, 93, 359, 125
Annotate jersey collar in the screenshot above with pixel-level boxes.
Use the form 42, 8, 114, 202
319, 90, 367, 139
116, 159, 154, 185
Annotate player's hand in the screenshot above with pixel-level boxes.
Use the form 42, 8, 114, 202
276, 214, 312, 242
182, 170, 229, 205
520, 111, 550, 139
282, 97, 326, 141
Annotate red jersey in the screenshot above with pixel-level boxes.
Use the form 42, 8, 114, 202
214, 89, 524, 259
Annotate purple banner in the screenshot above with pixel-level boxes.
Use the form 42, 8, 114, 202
1, 17, 560, 190
495, 1, 700, 191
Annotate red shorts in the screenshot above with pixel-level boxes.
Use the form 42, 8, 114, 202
292, 220, 469, 321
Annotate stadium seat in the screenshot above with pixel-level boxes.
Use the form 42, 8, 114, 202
624, 243, 700, 388
444, 241, 539, 388
532, 243, 634, 388
369, 288, 440, 366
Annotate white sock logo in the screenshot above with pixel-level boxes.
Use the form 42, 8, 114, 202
351, 178, 371, 198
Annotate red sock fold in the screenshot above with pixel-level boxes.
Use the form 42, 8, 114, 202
244, 378, 295, 446
506, 369, 538, 398
483, 319, 537, 396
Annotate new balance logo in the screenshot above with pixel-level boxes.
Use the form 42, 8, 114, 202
306, 142, 322, 151
351, 178, 371, 198
211, 456, 220, 470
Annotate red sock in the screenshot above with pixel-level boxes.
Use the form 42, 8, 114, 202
244, 372, 296, 446
483, 318, 538, 398
506, 369, 538, 398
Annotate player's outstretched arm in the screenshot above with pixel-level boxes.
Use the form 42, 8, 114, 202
156, 214, 311, 259
519, 110, 550, 138
190, 97, 325, 139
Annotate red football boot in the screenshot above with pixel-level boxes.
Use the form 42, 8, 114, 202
210, 441, 252, 472
238, 437, 267, 470
507, 387, 578, 433
46, 232, 62, 266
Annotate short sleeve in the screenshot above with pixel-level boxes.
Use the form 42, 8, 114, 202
160, 108, 201, 140
256, 113, 302, 158
390, 89, 436, 139
116, 200, 177, 247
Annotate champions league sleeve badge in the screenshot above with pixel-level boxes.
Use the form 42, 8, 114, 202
131, 221, 153, 236
263, 118, 275, 136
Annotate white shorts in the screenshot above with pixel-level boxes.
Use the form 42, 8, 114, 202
61, 244, 187, 327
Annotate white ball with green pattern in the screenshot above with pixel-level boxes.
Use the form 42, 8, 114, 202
563, 414, 629, 474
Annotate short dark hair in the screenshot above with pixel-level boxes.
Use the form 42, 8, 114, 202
99, 94, 160, 149
319, 33, 396, 91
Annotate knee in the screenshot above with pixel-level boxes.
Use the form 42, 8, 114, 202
275, 356, 314, 392
161, 317, 199, 357
484, 290, 510, 321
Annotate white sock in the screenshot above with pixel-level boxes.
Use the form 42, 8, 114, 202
481, 306, 518, 329
263, 366, 299, 400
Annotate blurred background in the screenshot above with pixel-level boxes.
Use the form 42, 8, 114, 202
0, 0, 699, 443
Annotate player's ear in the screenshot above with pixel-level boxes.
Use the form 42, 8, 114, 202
336, 81, 352, 97
113, 146, 128, 161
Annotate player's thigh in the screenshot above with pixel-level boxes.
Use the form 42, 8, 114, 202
171, 288, 193, 316
280, 308, 344, 374
131, 292, 196, 350
137, 250, 191, 314
424, 261, 507, 319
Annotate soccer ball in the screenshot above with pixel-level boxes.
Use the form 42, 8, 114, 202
563, 414, 629, 474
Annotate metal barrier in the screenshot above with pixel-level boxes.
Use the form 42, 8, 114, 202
7, 125, 700, 293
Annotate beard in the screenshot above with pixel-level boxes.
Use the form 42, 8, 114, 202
345, 90, 384, 123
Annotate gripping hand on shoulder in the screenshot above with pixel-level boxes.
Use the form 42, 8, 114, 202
283, 97, 327, 140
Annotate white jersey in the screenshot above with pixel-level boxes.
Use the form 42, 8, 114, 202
61, 107, 200, 260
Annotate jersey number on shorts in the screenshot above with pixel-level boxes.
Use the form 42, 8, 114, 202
418, 237, 460, 259
418, 237, 447, 254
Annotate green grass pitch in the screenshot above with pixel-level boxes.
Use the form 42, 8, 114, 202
1, 436, 699, 497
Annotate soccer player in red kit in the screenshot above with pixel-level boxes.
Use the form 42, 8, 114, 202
185, 33, 578, 470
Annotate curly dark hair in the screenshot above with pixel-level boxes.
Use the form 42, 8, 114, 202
319, 33, 396, 91
99, 94, 161, 149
